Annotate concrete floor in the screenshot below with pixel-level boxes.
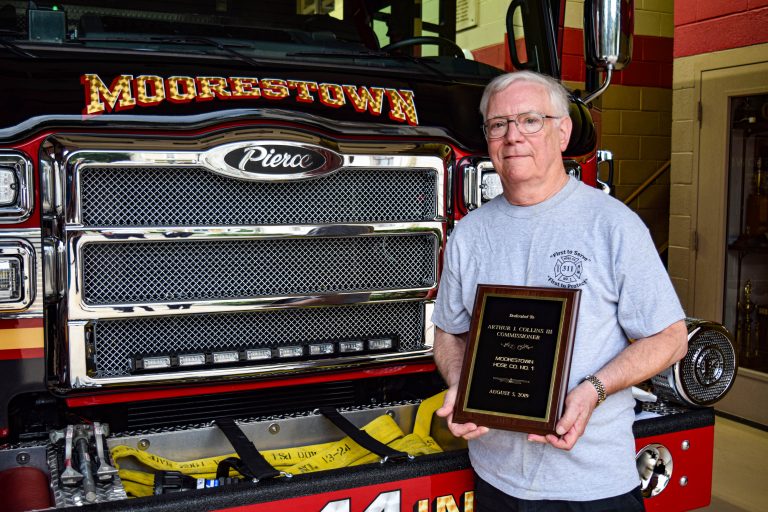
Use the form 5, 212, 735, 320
693, 416, 768, 512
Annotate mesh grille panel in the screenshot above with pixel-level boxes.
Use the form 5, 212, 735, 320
82, 234, 437, 305
652, 327, 737, 406
91, 301, 426, 377
80, 166, 438, 226
679, 329, 736, 404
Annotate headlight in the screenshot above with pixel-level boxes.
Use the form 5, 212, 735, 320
0, 153, 33, 223
462, 159, 502, 210
0, 167, 18, 206
0, 240, 35, 311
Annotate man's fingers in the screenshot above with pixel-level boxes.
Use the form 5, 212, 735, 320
544, 430, 578, 450
449, 421, 478, 436
529, 429, 579, 450
462, 426, 489, 440
436, 387, 457, 418
554, 402, 580, 436
447, 420, 489, 440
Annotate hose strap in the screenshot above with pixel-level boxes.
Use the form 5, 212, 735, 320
316, 407, 411, 463
214, 419, 281, 481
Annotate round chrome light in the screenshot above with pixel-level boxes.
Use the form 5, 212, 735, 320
636, 443, 673, 498
651, 319, 737, 406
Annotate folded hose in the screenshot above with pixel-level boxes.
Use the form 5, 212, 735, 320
112, 391, 446, 497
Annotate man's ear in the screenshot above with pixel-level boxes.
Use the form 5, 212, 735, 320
558, 115, 573, 152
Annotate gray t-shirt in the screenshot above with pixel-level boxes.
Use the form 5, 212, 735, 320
432, 176, 685, 501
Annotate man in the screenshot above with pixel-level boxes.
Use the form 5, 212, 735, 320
432, 70, 688, 511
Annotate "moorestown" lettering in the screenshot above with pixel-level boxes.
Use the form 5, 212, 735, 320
80, 74, 419, 125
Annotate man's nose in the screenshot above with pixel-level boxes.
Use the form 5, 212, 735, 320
504, 120, 526, 142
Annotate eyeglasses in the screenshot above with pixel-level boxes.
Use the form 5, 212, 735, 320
482, 112, 561, 139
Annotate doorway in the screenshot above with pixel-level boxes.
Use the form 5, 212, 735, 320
695, 59, 768, 426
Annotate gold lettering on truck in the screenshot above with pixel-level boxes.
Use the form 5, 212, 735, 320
80, 73, 419, 125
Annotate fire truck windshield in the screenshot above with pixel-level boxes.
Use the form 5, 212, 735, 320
0, 0, 503, 79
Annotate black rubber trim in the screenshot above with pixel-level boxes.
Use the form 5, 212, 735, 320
632, 407, 715, 439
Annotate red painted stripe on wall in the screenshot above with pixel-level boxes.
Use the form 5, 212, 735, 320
674, 7, 768, 57
675, 0, 768, 24
471, 29, 672, 88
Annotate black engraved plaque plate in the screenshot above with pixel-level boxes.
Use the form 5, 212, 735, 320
453, 285, 580, 435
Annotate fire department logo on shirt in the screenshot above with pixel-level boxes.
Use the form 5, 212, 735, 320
554, 255, 582, 283
548, 249, 590, 289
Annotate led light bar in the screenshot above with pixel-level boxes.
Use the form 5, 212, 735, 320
367, 337, 394, 351
142, 356, 171, 370
277, 346, 304, 358
309, 343, 335, 356
245, 348, 272, 361
131, 333, 401, 375
212, 351, 239, 364
339, 340, 364, 353
178, 353, 206, 367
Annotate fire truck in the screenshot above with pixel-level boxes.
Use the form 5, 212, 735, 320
0, 1, 737, 511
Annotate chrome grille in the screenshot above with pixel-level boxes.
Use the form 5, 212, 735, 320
91, 301, 426, 377
82, 234, 437, 305
80, 166, 438, 226
48, 135, 447, 388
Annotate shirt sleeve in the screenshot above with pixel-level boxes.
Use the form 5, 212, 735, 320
613, 213, 685, 340
431, 228, 472, 334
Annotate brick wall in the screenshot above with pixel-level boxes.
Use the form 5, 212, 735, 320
674, 0, 768, 57
601, 85, 672, 248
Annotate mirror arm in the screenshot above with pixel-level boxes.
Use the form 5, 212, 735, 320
582, 67, 613, 105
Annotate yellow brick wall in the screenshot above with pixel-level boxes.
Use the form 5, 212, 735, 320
668, 54, 701, 310
456, 0, 510, 51
600, 85, 673, 249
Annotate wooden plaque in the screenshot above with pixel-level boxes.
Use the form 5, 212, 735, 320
452, 285, 581, 435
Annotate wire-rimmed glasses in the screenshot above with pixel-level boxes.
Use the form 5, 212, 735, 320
482, 112, 561, 139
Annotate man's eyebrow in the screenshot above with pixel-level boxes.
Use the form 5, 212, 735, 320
487, 112, 537, 120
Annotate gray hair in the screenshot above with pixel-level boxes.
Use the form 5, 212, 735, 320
479, 71, 570, 121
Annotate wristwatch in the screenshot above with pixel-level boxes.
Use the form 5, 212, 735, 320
584, 375, 606, 407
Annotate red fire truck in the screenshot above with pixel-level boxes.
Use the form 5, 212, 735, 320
0, 1, 736, 511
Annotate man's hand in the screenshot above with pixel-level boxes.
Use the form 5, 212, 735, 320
527, 380, 598, 450
436, 385, 489, 440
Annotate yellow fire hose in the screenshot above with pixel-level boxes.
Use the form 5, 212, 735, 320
112, 391, 447, 497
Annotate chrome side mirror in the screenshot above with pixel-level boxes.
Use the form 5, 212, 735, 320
583, 0, 633, 103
